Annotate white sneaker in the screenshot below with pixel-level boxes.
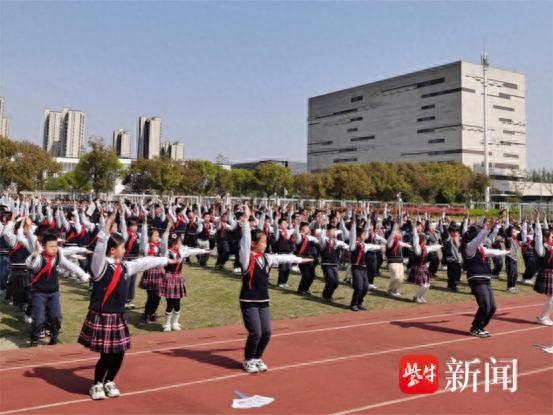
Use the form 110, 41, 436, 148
89, 382, 106, 400
536, 316, 553, 326
291, 265, 300, 273
24, 314, 33, 324
171, 311, 182, 331
103, 381, 120, 398
254, 359, 268, 372
522, 279, 533, 285
368, 284, 377, 290
163, 312, 172, 332
388, 290, 402, 298
413, 296, 424, 304
233, 267, 241, 274
507, 287, 519, 294
242, 359, 259, 373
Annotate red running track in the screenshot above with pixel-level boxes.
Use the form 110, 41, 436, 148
0, 294, 551, 414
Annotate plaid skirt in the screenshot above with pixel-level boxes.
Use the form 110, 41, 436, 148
78, 310, 130, 354
534, 268, 553, 296
139, 266, 164, 291
408, 263, 430, 285
159, 272, 186, 299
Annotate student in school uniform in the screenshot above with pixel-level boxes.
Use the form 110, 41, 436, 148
520, 218, 538, 285
138, 221, 167, 323
159, 230, 210, 332
461, 218, 510, 337
214, 211, 236, 269
408, 222, 442, 304
294, 222, 319, 295
238, 203, 312, 373
273, 217, 294, 288
78, 214, 175, 400
386, 221, 412, 298
196, 211, 215, 266
364, 223, 386, 291
438, 219, 463, 291
120, 215, 141, 309
532, 210, 553, 326
319, 224, 350, 302
26, 232, 90, 346
504, 221, 522, 293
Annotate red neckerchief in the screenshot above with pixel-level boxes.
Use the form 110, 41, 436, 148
175, 215, 185, 229
327, 238, 334, 253
298, 235, 308, 256
392, 236, 400, 256
263, 223, 270, 236
148, 242, 160, 256
31, 253, 57, 286
368, 230, 375, 243
101, 262, 123, 308
125, 231, 137, 253
221, 221, 226, 236
247, 252, 264, 289
9, 243, 22, 255
420, 239, 427, 261
204, 222, 211, 238
169, 248, 182, 272
478, 245, 487, 262
354, 241, 364, 265
66, 226, 86, 242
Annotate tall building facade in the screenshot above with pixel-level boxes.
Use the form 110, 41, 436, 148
161, 140, 185, 161
137, 116, 161, 159
307, 61, 526, 181
113, 129, 132, 158
43, 108, 85, 157
0, 97, 10, 138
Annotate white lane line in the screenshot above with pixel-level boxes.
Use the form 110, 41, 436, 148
0, 302, 542, 373
0, 325, 548, 415
330, 366, 553, 415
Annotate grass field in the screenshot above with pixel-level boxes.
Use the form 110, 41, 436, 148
0, 255, 537, 350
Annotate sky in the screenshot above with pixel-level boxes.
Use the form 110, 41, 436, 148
0, 1, 551, 168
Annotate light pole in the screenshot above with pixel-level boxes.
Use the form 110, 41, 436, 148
481, 51, 490, 210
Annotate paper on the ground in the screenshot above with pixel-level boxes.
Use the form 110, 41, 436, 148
232, 395, 274, 409
533, 344, 553, 354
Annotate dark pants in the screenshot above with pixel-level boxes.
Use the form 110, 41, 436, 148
232, 242, 241, 269
11, 268, 30, 310
126, 274, 136, 303
322, 265, 339, 300
216, 240, 230, 267
351, 266, 368, 307
30, 290, 61, 341
366, 253, 377, 284
469, 282, 496, 331
447, 262, 462, 289
428, 252, 439, 276
522, 254, 537, 279
166, 298, 181, 312
94, 352, 125, 383
277, 263, 291, 285
0, 255, 9, 291
241, 302, 271, 360
144, 289, 160, 317
298, 261, 316, 293
492, 257, 503, 276
376, 252, 383, 275
506, 257, 518, 289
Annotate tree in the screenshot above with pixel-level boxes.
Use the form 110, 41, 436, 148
230, 168, 256, 196
0, 136, 60, 191
74, 140, 123, 196
124, 158, 183, 194
325, 164, 374, 200
293, 172, 327, 199
254, 163, 293, 196
45, 171, 81, 192
180, 160, 220, 195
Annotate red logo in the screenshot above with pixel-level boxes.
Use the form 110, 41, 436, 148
399, 355, 439, 394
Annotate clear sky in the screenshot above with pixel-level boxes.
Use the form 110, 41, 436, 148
0, 1, 551, 168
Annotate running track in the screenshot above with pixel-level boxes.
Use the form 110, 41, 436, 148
0, 294, 551, 414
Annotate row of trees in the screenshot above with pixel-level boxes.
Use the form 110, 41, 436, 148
1, 136, 550, 204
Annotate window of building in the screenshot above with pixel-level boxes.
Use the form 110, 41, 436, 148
499, 117, 512, 123
350, 135, 375, 142
504, 153, 519, 159
421, 104, 436, 110
350, 117, 363, 122
498, 92, 511, 99
421, 87, 475, 98
493, 105, 515, 112
347, 127, 358, 133
416, 78, 445, 88
313, 108, 358, 120
350, 96, 363, 102
308, 140, 333, 146
428, 138, 445, 144
333, 157, 358, 163
417, 128, 435, 134
495, 163, 519, 170
503, 82, 518, 90
503, 130, 516, 135
417, 116, 436, 122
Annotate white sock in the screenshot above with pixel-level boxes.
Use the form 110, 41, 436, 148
415, 285, 426, 299
539, 296, 553, 319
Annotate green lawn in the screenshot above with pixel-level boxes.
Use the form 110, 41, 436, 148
0, 256, 536, 350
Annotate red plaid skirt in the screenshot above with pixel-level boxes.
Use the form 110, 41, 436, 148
139, 266, 164, 291
78, 310, 130, 353
408, 263, 430, 285
534, 268, 553, 296
159, 272, 186, 299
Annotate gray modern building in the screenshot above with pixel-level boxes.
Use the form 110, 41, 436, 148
43, 108, 85, 158
0, 97, 9, 138
307, 61, 526, 182
137, 116, 161, 159
161, 140, 185, 162
113, 129, 132, 158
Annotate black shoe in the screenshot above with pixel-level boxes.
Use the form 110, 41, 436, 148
48, 336, 59, 345
142, 314, 150, 323
30, 341, 39, 347
351, 305, 359, 312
